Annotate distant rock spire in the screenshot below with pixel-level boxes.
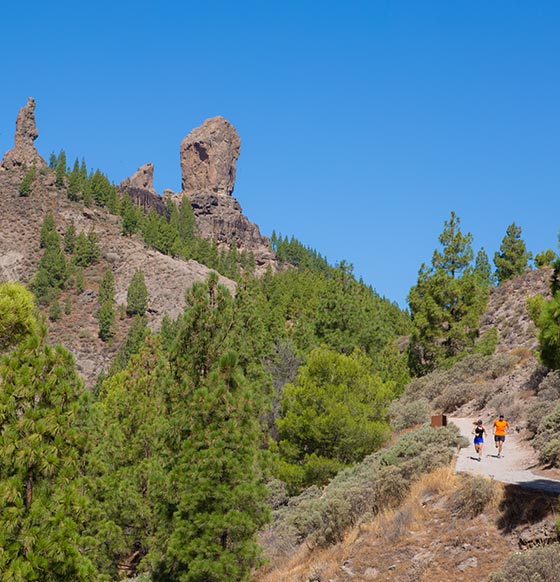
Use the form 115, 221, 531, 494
1, 97, 47, 171
179, 116, 276, 272
120, 162, 157, 195
180, 116, 240, 196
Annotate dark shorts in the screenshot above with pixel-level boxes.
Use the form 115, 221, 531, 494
474, 437, 484, 444
494, 435, 505, 442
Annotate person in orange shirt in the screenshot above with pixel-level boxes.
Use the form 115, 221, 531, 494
493, 414, 509, 458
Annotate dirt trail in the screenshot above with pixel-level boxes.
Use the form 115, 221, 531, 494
450, 416, 560, 494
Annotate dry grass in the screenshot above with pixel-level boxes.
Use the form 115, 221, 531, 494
253, 468, 524, 582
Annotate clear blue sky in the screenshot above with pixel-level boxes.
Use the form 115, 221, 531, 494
2, 1, 560, 307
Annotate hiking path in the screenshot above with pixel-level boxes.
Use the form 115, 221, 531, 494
450, 416, 560, 494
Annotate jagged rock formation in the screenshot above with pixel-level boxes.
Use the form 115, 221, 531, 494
180, 116, 276, 270
1, 97, 47, 171
119, 163, 168, 216
120, 162, 157, 195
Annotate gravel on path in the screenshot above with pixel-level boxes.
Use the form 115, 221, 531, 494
450, 416, 560, 494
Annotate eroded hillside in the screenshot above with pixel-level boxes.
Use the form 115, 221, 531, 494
0, 169, 235, 384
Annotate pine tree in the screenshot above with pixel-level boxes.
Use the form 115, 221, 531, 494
431, 211, 473, 278
90, 169, 112, 207
98, 268, 115, 341
535, 249, 558, 268
169, 273, 234, 384
19, 166, 36, 197
31, 226, 68, 305
154, 352, 269, 582
0, 325, 97, 579
106, 185, 120, 214
67, 158, 83, 202
39, 212, 57, 249
91, 339, 169, 578
408, 212, 488, 374
80, 159, 92, 206
49, 297, 62, 321
0, 282, 37, 351
55, 149, 67, 188
126, 270, 148, 317
142, 209, 160, 248
64, 219, 77, 253
474, 247, 494, 287
121, 195, 140, 236
494, 222, 532, 283
75, 267, 86, 294
110, 315, 150, 374
73, 228, 100, 267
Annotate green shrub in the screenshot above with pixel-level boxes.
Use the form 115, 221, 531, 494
526, 402, 556, 436
540, 439, 560, 468
390, 397, 431, 431
398, 353, 518, 411
533, 403, 560, 467
19, 166, 36, 197
448, 474, 496, 518
488, 543, 560, 582
537, 370, 560, 401
261, 424, 462, 559
434, 382, 474, 413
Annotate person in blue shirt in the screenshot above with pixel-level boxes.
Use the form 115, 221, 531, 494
471, 419, 487, 461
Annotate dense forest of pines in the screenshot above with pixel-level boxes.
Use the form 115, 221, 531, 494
3, 155, 560, 580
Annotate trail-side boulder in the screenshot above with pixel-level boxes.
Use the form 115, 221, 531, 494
1, 97, 47, 171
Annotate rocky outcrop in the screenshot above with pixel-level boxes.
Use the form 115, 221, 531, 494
119, 163, 168, 216
479, 267, 553, 351
1, 97, 47, 171
120, 162, 157, 195
180, 116, 276, 271
180, 116, 240, 196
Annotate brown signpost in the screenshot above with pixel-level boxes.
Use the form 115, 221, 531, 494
431, 414, 447, 428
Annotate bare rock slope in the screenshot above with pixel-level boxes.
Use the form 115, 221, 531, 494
0, 169, 235, 384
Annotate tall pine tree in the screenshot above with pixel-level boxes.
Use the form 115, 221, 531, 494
0, 325, 97, 580
408, 212, 488, 374
494, 222, 532, 283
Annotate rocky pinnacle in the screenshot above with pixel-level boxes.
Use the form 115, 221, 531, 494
1, 97, 47, 171
180, 116, 240, 196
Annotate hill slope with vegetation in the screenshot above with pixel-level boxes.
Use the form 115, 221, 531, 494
2, 100, 560, 581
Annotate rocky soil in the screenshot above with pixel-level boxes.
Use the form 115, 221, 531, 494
0, 169, 235, 384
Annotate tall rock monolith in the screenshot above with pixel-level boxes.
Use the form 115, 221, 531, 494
1, 97, 47, 171
179, 116, 276, 271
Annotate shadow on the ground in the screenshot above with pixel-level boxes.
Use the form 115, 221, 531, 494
496, 484, 559, 533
